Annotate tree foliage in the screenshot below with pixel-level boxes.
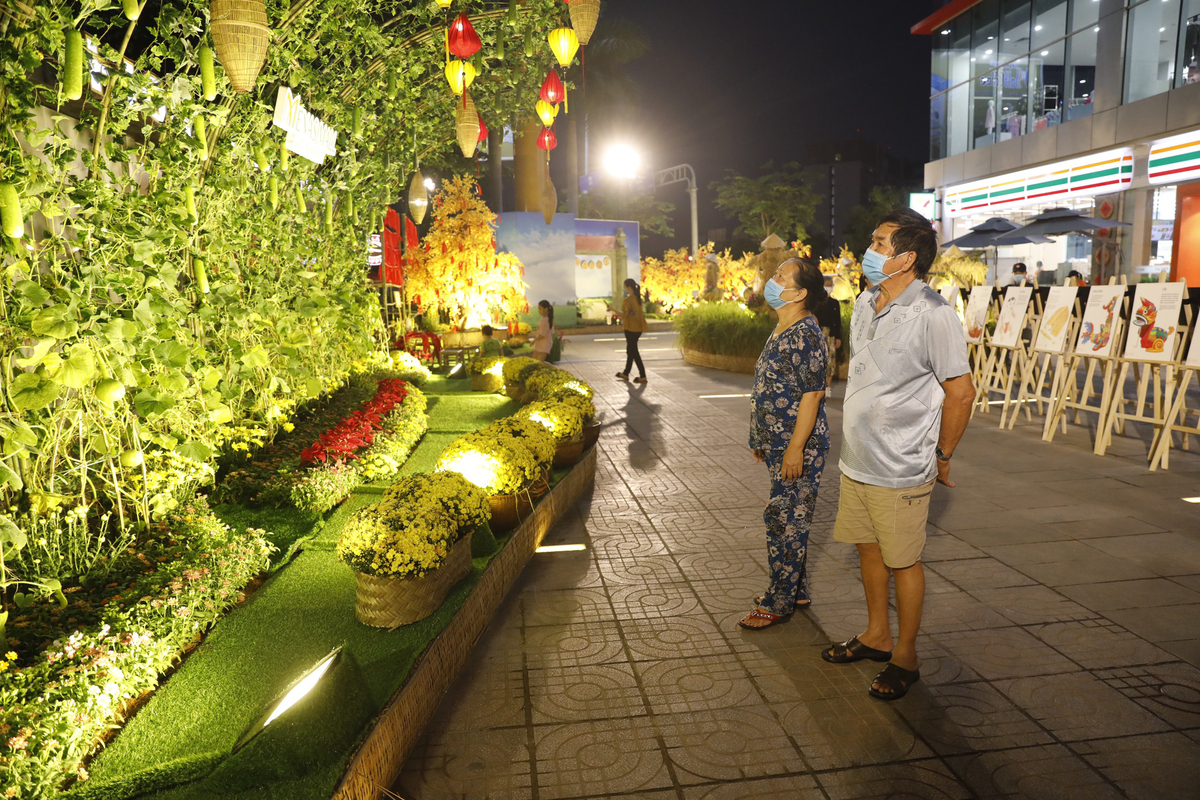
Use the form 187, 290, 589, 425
710, 161, 822, 243
578, 190, 675, 237
842, 185, 906, 256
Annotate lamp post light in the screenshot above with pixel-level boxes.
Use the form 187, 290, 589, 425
602, 145, 699, 256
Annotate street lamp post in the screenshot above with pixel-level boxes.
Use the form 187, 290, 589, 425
653, 164, 699, 257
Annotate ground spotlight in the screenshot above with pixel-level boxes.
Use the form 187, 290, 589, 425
232, 646, 343, 754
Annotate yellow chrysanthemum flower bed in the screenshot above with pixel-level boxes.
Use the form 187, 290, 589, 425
502, 356, 549, 386
435, 431, 542, 495
525, 367, 596, 402
516, 400, 585, 444
337, 473, 488, 579
555, 393, 596, 423
468, 356, 507, 377
480, 418, 556, 468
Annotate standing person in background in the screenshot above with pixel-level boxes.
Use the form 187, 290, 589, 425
532, 300, 555, 362
815, 286, 843, 385
740, 257, 831, 629
614, 279, 649, 384
1009, 263, 1029, 286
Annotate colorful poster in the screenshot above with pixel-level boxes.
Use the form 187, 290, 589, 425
1034, 286, 1079, 354
991, 286, 1033, 349
1122, 282, 1187, 363
1074, 285, 1125, 358
963, 286, 992, 344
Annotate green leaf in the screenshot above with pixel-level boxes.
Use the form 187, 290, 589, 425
0, 516, 27, 558
153, 341, 189, 368
104, 318, 140, 340
133, 298, 155, 327
131, 239, 158, 262
200, 368, 222, 391
15, 338, 57, 368
30, 305, 78, 339
159, 371, 189, 394
57, 343, 97, 389
133, 389, 175, 417
14, 280, 50, 306
8, 370, 61, 411
0, 463, 23, 491
176, 441, 213, 462
240, 345, 270, 369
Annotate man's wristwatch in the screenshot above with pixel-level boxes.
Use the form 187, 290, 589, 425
936, 447, 952, 462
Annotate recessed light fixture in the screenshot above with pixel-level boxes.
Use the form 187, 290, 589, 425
1182, 497, 1200, 504
1035, 24, 1043, 31
941, 29, 951, 35
1160, 27, 1167, 32
1080, 79, 1087, 83
1042, 50, 1050, 55
536, 544, 587, 553
233, 647, 343, 754
1094, 26, 1100, 32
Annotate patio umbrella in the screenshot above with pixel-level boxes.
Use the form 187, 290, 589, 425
989, 231, 1053, 246
1003, 207, 1132, 238
941, 217, 1024, 248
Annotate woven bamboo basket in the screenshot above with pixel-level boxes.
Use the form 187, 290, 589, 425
471, 373, 503, 393
209, 0, 270, 94
530, 469, 550, 499
489, 489, 533, 530
504, 383, 525, 402
583, 421, 601, 449
354, 530, 473, 629
553, 435, 584, 468
568, 0, 600, 45
681, 347, 758, 375
456, 93, 478, 158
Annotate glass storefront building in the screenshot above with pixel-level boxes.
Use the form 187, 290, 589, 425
919, 0, 1200, 286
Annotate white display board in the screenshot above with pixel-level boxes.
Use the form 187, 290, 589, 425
1034, 286, 1079, 354
991, 286, 1033, 349
963, 286, 992, 344
1187, 327, 1200, 368
1121, 282, 1186, 363
1074, 284, 1125, 358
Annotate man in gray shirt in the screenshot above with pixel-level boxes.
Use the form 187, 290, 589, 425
822, 209, 975, 701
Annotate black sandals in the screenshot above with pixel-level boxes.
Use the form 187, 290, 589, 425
821, 636, 894, 664
869, 663, 921, 701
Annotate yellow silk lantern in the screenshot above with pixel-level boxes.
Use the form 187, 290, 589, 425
435, 0, 452, 7
536, 100, 559, 127
445, 59, 477, 95
408, 168, 429, 225
456, 93, 480, 158
547, 27, 579, 68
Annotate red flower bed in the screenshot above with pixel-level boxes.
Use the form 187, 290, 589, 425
300, 379, 409, 464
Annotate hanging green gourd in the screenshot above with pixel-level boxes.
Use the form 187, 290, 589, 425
184, 181, 198, 222
199, 46, 216, 101
268, 174, 278, 209
0, 183, 24, 239
295, 185, 305, 213
387, 70, 398, 99
352, 108, 363, 139
369, 208, 378, 233
193, 256, 210, 294
279, 142, 289, 172
254, 144, 269, 171
122, 0, 141, 20
324, 195, 334, 231
63, 28, 83, 101
495, 31, 505, 60
346, 194, 356, 226
523, 28, 535, 58
507, 0, 518, 26
193, 115, 208, 161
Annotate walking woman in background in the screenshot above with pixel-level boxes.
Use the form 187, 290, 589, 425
615, 278, 648, 383
532, 300, 555, 362
740, 257, 831, 629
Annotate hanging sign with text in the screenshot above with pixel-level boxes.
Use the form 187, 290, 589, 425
273, 87, 338, 165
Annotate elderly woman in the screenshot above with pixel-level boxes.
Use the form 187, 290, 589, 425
739, 257, 831, 630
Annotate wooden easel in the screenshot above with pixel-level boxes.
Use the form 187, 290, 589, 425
1012, 286, 1082, 431
1149, 320, 1200, 471
1095, 273, 1189, 458
974, 285, 1036, 428
965, 284, 1001, 393
1043, 277, 1128, 444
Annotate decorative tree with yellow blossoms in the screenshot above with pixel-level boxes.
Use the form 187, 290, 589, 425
406, 175, 528, 330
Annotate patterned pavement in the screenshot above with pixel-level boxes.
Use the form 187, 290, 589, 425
395, 333, 1200, 800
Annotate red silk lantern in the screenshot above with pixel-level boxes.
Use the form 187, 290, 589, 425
477, 112, 488, 143
540, 71, 565, 105
448, 13, 481, 59
537, 127, 558, 151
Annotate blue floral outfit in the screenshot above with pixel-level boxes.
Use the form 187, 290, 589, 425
748, 315, 830, 615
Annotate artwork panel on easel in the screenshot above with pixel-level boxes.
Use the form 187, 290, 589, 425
1121, 282, 1186, 363
1186, 326, 1200, 368
1034, 286, 1079, 354
963, 286, 991, 344
940, 285, 966, 323
1073, 284, 1124, 358
990, 286, 1033, 349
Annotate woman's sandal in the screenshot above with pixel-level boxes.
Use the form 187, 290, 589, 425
737, 608, 791, 630
821, 636, 894, 664
755, 595, 811, 610
868, 663, 921, 701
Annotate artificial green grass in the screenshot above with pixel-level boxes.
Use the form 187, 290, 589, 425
210, 504, 321, 568
71, 384, 521, 800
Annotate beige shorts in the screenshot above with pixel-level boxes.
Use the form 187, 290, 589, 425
832, 474, 936, 569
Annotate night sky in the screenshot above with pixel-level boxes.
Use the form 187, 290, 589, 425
588, 0, 943, 252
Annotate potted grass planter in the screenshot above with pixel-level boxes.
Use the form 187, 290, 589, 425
338, 473, 491, 628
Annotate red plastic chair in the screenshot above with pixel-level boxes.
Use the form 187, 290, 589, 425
404, 332, 442, 364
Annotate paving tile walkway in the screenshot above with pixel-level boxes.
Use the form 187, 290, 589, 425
396, 335, 1200, 800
